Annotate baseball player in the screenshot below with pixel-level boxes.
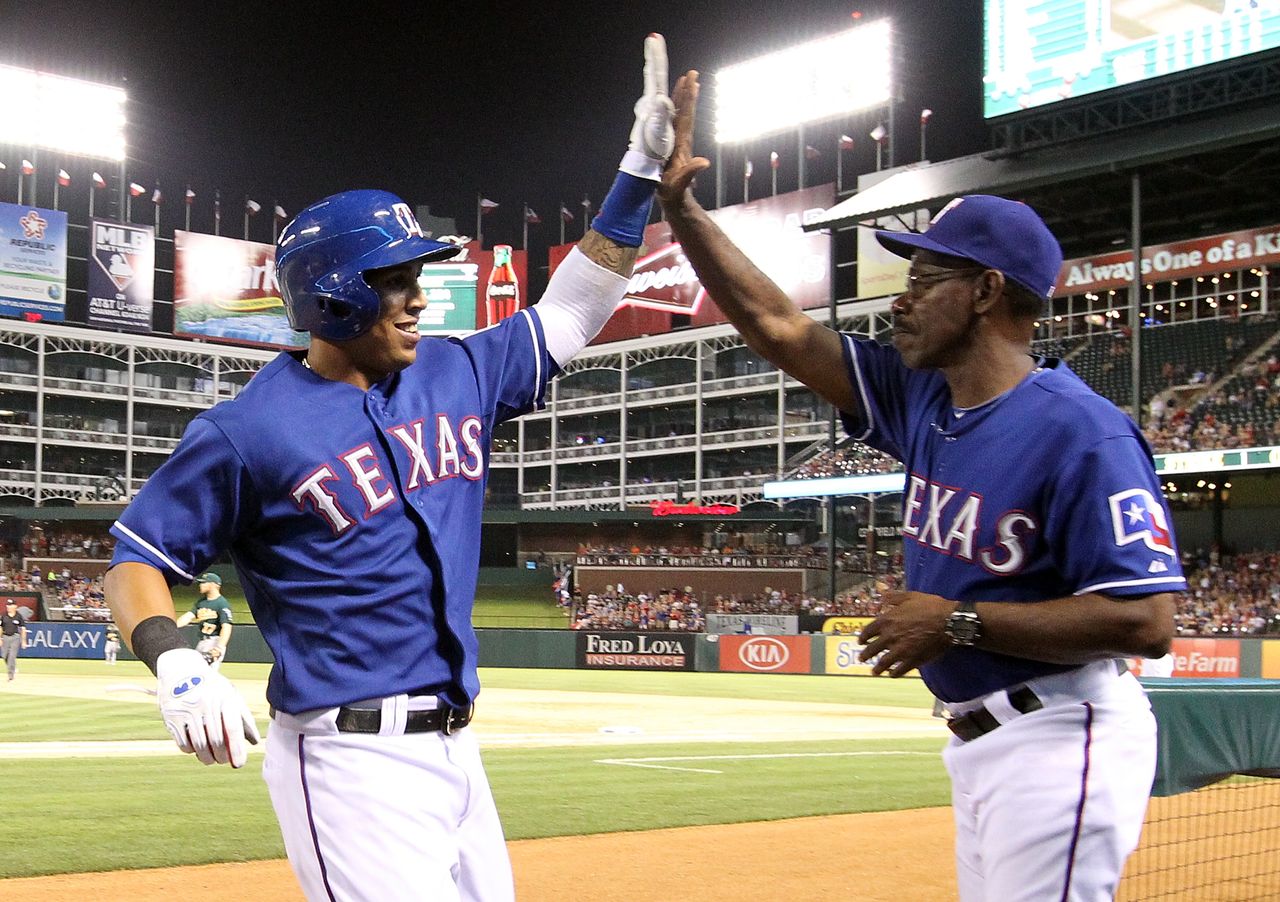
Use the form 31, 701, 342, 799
174, 571, 233, 667
104, 625, 121, 664
104, 35, 681, 902
657, 74, 1185, 901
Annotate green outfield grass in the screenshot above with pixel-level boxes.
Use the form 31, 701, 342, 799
167, 584, 567, 628
1, 660, 949, 879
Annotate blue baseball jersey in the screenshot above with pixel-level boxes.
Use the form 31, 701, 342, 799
111, 309, 553, 714
840, 336, 1186, 703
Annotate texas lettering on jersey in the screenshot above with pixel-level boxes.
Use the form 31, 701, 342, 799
901, 474, 1038, 575
291, 413, 484, 533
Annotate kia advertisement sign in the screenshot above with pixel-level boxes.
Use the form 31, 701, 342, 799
548, 184, 833, 344
173, 230, 305, 349
1169, 638, 1241, 678
720, 635, 812, 674
88, 219, 155, 332
576, 632, 695, 670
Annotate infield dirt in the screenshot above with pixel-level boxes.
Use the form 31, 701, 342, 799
0, 807, 960, 901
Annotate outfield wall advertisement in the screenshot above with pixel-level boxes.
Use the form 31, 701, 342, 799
88, 219, 155, 332
825, 634, 876, 676
576, 632, 696, 670
719, 635, 812, 673
21, 622, 107, 659
0, 202, 67, 321
705, 613, 798, 636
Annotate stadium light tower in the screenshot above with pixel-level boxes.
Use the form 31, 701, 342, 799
0, 63, 128, 209
712, 19, 894, 205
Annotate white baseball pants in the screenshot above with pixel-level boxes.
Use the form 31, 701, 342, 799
262, 698, 513, 902
943, 660, 1157, 902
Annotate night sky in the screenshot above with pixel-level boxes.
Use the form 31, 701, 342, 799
2, 1, 984, 256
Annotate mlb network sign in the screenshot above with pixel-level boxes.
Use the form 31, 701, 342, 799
88, 219, 155, 332
720, 635, 812, 674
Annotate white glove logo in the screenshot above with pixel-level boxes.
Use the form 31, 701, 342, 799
157, 648, 260, 768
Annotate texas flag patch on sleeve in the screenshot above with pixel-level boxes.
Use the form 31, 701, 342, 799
1108, 488, 1176, 557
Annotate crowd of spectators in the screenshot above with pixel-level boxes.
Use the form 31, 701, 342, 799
51, 574, 110, 621
1176, 548, 1280, 636
20, 525, 116, 559
569, 585, 705, 632
574, 544, 898, 574
788, 444, 899, 480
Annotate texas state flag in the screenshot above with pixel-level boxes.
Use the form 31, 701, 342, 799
1108, 488, 1175, 556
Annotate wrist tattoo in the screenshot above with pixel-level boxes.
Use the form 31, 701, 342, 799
579, 230, 639, 276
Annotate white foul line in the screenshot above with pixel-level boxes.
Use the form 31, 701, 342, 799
594, 749, 936, 775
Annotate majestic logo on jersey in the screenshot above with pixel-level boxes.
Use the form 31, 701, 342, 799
291, 414, 484, 534
901, 474, 1039, 575
1109, 488, 1175, 557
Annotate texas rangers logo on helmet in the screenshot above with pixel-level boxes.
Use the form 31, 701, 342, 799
1108, 488, 1175, 556
392, 203, 424, 239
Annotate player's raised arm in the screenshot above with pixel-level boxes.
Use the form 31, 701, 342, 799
535, 34, 678, 367
657, 72, 855, 414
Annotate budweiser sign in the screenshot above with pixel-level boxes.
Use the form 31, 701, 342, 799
624, 231, 706, 314
650, 501, 740, 517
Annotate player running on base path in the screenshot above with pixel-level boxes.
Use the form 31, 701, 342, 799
174, 571, 233, 667
105, 35, 681, 902
657, 73, 1185, 902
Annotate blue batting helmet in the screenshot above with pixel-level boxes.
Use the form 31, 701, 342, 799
275, 189, 461, 340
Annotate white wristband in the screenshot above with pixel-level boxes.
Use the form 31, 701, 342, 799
619, 149, 663, 182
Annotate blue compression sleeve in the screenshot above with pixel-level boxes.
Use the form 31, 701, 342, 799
591, 171, 656, 247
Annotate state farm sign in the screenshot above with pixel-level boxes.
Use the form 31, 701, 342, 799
720, 635, 812, 674
1170, 638, 1241, 678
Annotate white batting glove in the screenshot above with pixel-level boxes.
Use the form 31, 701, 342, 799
621, 33, 676, 181
156, 647, 260, 768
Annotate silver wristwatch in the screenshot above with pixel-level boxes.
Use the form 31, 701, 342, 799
944, 600, 983, 646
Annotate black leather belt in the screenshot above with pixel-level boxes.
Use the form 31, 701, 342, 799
336, 703, 474, 735
270, 703, 474, 735
946, 685, 1043, 742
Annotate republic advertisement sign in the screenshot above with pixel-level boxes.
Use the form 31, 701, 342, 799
548, 184, 833, 344
88, 219, 155, 332
576, 631, 695, 670
174, 230, 304, 348
1055, 224, 1280, 296
0, 202, 67, 321
719, 635, 812, 674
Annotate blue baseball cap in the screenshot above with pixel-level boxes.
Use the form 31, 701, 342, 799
875, 195, 1064, 299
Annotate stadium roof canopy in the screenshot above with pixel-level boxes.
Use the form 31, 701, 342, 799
805, 97, 1280, 260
